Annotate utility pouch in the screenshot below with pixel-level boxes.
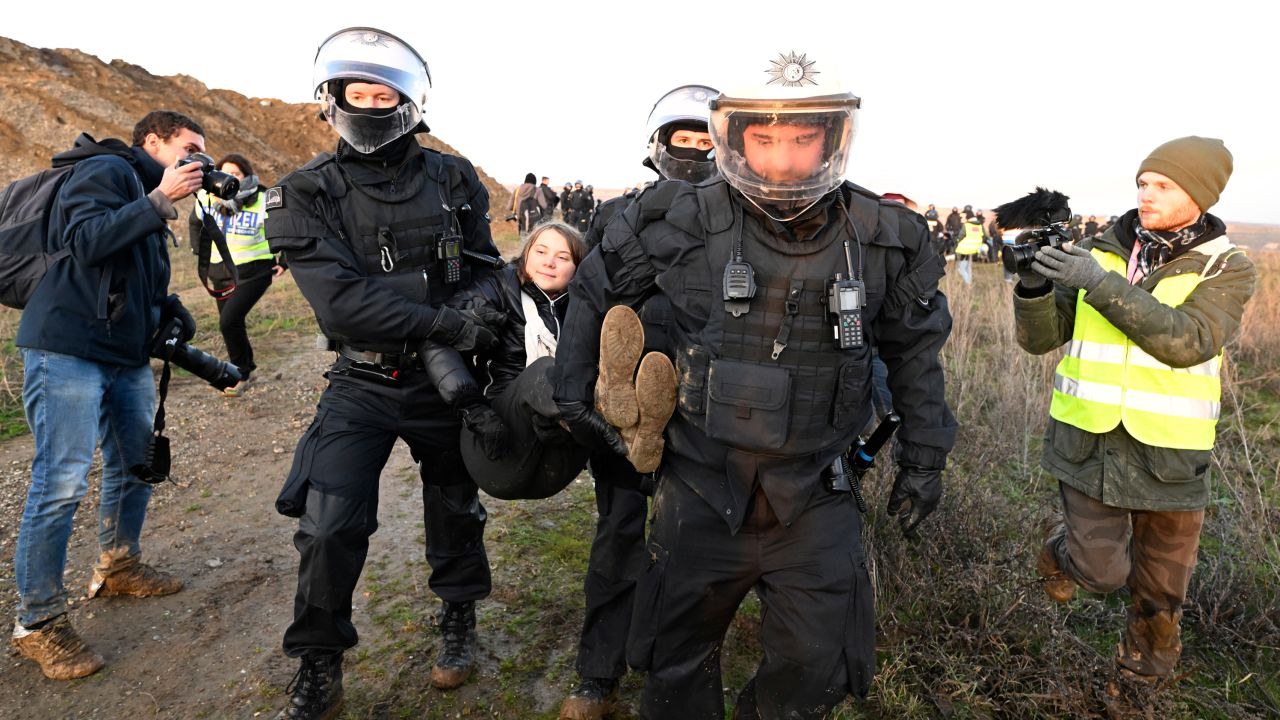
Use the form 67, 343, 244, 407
675, 344, 712, 415
830, 357, 870, 429
704, 358, 792, 451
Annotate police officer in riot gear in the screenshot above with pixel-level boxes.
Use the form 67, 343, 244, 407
552, 52, 956, 718
266, 28, 504, 720
560, 84, 718, 720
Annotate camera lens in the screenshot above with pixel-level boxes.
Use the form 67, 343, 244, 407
170, 342, 242, 390
1001, 244, 1038, 274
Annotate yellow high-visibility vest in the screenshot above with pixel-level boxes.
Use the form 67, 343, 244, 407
1049, 243, 1237, 450
955, 221, 984, 255
196, 191, 273, 266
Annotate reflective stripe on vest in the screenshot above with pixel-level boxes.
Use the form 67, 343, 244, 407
198, 191, 273, 265
1049, 246, 1228, 450
955, 221, 984, 254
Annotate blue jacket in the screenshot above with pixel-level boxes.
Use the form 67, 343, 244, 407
17, 143, 174, 366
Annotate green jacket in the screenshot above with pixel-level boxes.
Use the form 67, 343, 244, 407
1013, 211, 1257, 511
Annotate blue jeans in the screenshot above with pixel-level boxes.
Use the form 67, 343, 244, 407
956, 256, 973, 285
15, 349, 156, 627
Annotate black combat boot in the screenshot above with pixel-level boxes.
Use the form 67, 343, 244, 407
558, 675, 619, 719
276, 652, 343, 720
430, 600, 477, 690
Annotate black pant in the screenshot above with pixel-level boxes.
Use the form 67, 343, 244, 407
629, 473, 874, 720
281, 361, 491, 657
215, 259, 274, 380
460, 357, 589, 500
574, 450, 650, 679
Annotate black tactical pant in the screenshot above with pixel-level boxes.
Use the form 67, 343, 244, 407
629, 474, 874, 720
574, 450, 650, 679
281, 360, 491, 657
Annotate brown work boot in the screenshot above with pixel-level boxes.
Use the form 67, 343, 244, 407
11, 614, 105, 680
1116, 607, 1182, 680
430, 600, 477, 690
622, 352, 677, 473
87, 548, 183, 599
558, 675, 619, 719
1036, 522, 1076, 603
595, 306, 644, 429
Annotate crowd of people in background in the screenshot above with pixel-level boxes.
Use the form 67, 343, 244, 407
510, 174, 600, 236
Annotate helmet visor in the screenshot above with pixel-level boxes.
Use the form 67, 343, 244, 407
650, 141, 717, 184
709, 95, 857, 206
327, 100, 423, 154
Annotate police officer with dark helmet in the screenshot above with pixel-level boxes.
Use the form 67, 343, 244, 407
265, 27, 507, 720
552, 52, 957, 718
559, 84, 718, 720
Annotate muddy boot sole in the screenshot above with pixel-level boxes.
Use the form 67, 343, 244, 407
626, 352, 677, 473
595, 306, 644, 429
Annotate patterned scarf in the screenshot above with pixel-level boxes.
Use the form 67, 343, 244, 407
1133, 214, 1210, 278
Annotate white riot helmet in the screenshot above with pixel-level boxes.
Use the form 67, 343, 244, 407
644, 84, 718, 183
709, 50, 859, 221
312, 27, 432, 153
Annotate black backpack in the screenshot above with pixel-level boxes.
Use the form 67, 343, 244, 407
0, 133, 134, 309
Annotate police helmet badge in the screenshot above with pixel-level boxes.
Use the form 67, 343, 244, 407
766, 51, 820, 88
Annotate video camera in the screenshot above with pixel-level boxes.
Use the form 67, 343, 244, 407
993, 187, 1072, 274
177, 152, 241, 200
149, 318, 241, 391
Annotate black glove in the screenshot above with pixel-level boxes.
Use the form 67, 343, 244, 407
162, 294, 197, 343
459, 400, 507, 461
428, 306, 506, 354
556, 400, 627, 457
887, 465, 943, 539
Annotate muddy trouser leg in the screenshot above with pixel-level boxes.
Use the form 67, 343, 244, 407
1053, 483, 1135, 594
748, 487, 870, 719
400, 369, 492, 603
575, 450, 650, 679
282, 373, 399, 657
1120, 507, 1203, 677
631, 475, 758, 720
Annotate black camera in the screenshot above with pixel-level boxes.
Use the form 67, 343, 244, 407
177, 152, 241, 200
993, 187, 1072, 274
150, 318, 241, 390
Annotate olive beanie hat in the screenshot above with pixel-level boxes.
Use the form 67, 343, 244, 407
1137, 136, 1233, 212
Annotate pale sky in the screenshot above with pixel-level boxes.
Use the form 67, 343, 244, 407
7, 0, 1276, 223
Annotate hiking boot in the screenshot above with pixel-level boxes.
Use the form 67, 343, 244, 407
595, 306, 644, 429
558, 676, 619, 720
276, 652, 344, 720
430, 600, 477, 690
11, 614, 105, 680
1036, 522, 1076, 603
622, 352, 677, 473
87, 549, 183, 599
1116, 607, 1182, 680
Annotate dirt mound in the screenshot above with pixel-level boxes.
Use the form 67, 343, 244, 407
0, 36, 512, 212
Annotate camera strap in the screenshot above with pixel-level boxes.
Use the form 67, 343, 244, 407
195, 200, 239, 299
129, 349, 175, 485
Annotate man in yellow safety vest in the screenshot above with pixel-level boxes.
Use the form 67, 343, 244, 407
1013, 136, 1256, 682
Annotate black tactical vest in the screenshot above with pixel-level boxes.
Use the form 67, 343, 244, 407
669, 182, 872, 456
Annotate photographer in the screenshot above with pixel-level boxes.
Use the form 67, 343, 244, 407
11, 111, 207, 680
1014, 137, 1256, 681
188, 153, 286, 397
